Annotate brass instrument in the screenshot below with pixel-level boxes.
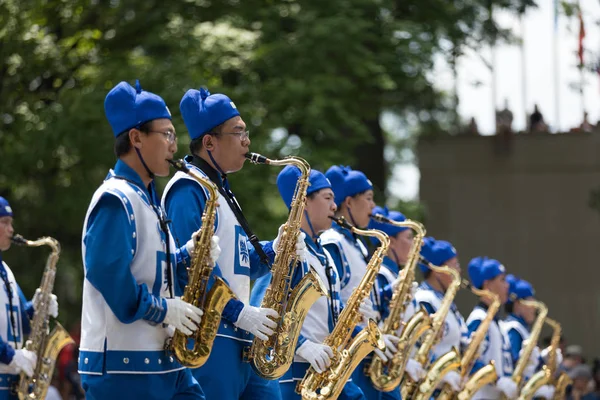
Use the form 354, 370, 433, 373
502, 299, 548, 400
518, 317, 570, 400
367, 213, 426, 392
245, 152, 329, 379
11, 235, 74, 400
401, 259, 463, 400
298, 216, 387, 400
167, 158, 237, 368
438, 286, 501, 400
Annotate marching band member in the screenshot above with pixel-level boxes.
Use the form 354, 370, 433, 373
275, 165, 365, 400
502, 276, 558, 399
78, 81, 207, 399
366, 206, 423, 400
414, 237, 467, 393
320, 167, 400, 400
162, 87, 303, 400
0, 197, 59, 399
466, 256, 517, 400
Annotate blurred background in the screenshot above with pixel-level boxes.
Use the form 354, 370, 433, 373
2, 0, 600, 398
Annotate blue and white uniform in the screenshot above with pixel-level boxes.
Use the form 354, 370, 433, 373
163, 156, 274, 400
466, 303, 513, 400
0, 254, 34, 399
502, 314, 531, 369
278, 232, 365, 400
414, 282, 468, 361
79, 160, 204, 399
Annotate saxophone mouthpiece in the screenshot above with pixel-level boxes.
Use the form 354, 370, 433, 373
245, 152, 269, 164
370, 213, 390, 223
10, 234, 27, 245
329, 216, 354, 230
167, 158, 190, 173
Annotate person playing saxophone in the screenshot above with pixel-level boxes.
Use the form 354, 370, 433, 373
411, 237, 468, 394
79, 81, 210, 399
162, 87, 306, 400
255, 165, 366, 400
466, 256, 517, 400
502, 276, 560, 399
320, 167, 401, 400
0, 197, 59, 398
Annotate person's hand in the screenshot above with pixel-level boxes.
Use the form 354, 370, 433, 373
33, 289, 59, 318
497, 377, 518, 399
405, 358, 426, 381
163, 298, 203, 335
534, 385, 555, 399
297, 341, 334, 373
358, 296, 378, 323
273, 225, 307, 263
233, 305, 279, 341
442, 370, 463, 392
373, 334, 400, 362
9, 349, 37, 377
185, 232, 221, 267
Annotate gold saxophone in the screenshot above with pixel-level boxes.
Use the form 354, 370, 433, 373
245, 152, 328, 379
438, 287, 501, 400
10, 235, 74, 400
367, 213, 426, 392
167, 158, 237, 368
401, 259, 463, 400
518, 317, 570, 400
297, 216, 388, 400
502, 299, 548, 400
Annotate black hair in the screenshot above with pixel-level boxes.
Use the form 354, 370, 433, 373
505, 302, 515, 314
189, 122, 225, 156
351, 189, 371, 198
114, 121, 152, 158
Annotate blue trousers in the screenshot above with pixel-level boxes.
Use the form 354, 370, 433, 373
0, 373, 19, 400
241, 370, 282, 400
351, 358, 401, 400
191, 336, 253, 400
81, 368, 204, 400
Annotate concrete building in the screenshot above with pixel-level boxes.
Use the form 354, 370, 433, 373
418, 132, 600, 358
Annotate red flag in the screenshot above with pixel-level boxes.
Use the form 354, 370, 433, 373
578, 8, 585, 66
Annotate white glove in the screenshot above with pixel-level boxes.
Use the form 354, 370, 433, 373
9, 349, 37, 377
541, 347, 563, 368
442, 370, 463, 391
273, 225, 307, 263
497, 377, 518, 399
520, 345, 540, 378
186, 232, 221, 267
297, 340, 334, 373
359, 296, 379, 323
234, 305, 279, 341
406, 358, 426, 381
163, 298, 203, 336
373, 334, 400, 362
32, 289, 58, 319
534, 385, 555, 399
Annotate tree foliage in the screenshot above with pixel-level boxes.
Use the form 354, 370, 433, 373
0, 0, 535, 326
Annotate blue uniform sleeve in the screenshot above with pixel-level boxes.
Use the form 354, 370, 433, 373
84, 194, 166, 325
507, 328, 523, 365
249, 240, 275, 280
0, 337, 15, 365
17, 286, 32, 335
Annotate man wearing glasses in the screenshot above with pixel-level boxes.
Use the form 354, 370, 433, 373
163, 87, 296, 399
79, 80, 209, 399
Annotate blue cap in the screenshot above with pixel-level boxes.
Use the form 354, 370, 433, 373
468, 256, 506, 289
507, 276, 535, 302
180, 87, 240, 140
104, 80, 172, 137
325, 165, 373, 206
277, 165, 332, 210
0, 197, 13, 218
368, 206, 408, 237
419, 237, 457, 273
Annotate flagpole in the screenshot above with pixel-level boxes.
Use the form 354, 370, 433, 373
553, 0, 560, 132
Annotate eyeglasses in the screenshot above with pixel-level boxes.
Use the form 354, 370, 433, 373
148, 130, 177, 144
211, 130, 250, 141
